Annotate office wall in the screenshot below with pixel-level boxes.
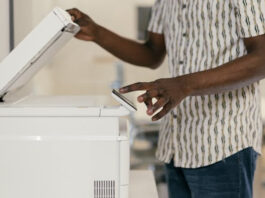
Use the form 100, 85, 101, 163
0, 0, 10, 61
13, 0, 168, 120
12, 0, 265, 120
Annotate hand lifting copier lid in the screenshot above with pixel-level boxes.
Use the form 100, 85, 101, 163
0, 7, 130, 198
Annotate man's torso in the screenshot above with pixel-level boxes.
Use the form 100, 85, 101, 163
148, 0, 264, 168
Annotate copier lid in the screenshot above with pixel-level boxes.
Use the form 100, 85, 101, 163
0, 7, 80, 99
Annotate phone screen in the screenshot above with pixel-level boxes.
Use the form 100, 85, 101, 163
112, 89, 137, 111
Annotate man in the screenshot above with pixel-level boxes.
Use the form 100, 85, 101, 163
67, 0, 265, 197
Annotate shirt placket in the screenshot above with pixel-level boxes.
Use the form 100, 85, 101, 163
179, 0, 188, 72
171, 0, 189, 163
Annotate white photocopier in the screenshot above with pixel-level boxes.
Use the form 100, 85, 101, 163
0, 8, 131, 198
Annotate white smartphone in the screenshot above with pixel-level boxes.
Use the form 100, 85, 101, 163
111, 89, 137, 112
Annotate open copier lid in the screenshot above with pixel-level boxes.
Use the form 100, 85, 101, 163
0, 7, 131, 117
0, 7, 80, 101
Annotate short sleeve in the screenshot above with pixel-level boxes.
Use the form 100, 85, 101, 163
233, 0, 265, 38
147, 0, 167, 34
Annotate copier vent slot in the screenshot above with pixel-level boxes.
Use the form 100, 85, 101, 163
94, 180, 116, 198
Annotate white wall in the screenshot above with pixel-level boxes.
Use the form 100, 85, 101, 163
0, 0, 10, 61
13, 0, 265, 121
34, 0, 168, 95
14, 0, 33, 45
13, 0, 169, 120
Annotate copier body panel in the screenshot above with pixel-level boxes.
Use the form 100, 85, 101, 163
0, 96, 130, 198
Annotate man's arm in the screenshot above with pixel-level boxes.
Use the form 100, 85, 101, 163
187, 35, 265, 95
67, 8, 166, 69
120, 34, 265, 121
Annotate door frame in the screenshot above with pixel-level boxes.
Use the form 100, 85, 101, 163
9, 0, 14, 51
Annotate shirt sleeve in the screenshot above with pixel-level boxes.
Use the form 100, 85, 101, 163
233, 0, 265, 38
147, 0, 167, 34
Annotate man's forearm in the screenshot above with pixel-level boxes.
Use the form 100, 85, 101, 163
119, 34, 265, 121
186, 51, 265, 96
67, 8, 166, 69
94, 25, 165, 68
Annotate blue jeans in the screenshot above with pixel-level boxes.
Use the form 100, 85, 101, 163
165, 147, 258, 198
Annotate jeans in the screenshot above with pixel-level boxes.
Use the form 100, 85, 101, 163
165, 147, 258, 198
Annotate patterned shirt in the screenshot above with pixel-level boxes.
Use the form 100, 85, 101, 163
148, 0, 265, 168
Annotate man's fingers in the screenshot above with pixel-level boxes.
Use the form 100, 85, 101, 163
75, 18, 89, 27
144, 98, 153, 109
137, 89, 159, 103
147, 98, 169, 115
66, 8, 81, 16
152, 102, 172, 121
66, 8, 82, 21
75, 33, 93, 41
119, 82, 152, 93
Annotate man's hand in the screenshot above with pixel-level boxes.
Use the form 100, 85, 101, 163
119, 77, 192, 121
67, 8, 99, 41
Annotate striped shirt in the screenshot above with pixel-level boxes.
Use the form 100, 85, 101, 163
148, 0, 265, 168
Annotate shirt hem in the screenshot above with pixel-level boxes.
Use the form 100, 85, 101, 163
156, 144, 262, 168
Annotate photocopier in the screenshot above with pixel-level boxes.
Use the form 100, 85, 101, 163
0, 7, 131, 198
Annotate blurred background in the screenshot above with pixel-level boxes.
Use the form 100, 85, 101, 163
1, 0, 265, 197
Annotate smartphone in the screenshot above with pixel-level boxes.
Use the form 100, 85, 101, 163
111, 89, 137, 112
